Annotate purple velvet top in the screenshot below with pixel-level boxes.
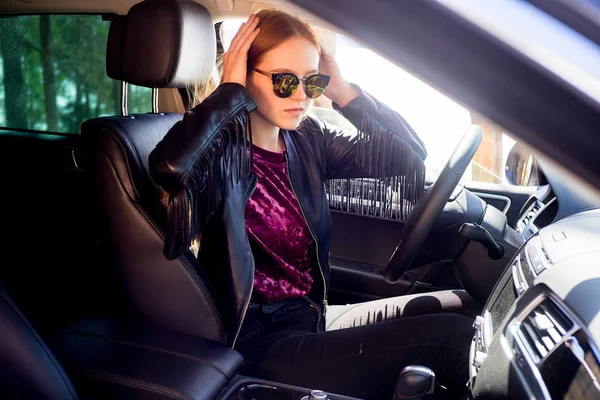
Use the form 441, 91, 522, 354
244, 144, 315, 303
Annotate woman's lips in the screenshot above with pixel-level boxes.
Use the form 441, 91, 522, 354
284, 108, 304, 117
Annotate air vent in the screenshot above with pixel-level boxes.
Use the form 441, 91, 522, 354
518, 298, 574, 364
517, 201, 543, 233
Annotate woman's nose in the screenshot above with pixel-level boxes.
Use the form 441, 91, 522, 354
290, 83, 307, 101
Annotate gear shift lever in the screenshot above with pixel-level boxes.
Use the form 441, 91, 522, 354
393, 366, 435, 400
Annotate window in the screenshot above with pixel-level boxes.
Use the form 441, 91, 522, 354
321, 33, 517, 185
0, 15, 152, 135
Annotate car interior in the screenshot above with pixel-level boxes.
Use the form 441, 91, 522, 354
2, 0, 600, 399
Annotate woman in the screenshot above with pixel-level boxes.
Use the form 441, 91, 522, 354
149, 10, 474, 400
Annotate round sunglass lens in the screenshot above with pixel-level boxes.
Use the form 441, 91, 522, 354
305, 75, 329, 99
273, 74, 298, 98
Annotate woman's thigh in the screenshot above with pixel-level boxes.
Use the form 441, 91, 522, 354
326, 289, 481, 330
236, 300, 320, 365
256, 313, 474, 400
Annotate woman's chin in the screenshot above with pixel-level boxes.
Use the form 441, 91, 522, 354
276, 116, 305, 131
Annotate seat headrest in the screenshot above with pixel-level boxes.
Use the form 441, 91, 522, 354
107, 0, 216, 88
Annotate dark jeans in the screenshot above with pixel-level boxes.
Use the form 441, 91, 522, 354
234, 296, 474, 400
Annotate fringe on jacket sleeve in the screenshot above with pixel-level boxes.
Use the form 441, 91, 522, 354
354, 108, 426, 210
315, 84, 427, 220
163, 109, 253, 260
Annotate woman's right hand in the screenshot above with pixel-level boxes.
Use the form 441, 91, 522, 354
221, 14, 260, 87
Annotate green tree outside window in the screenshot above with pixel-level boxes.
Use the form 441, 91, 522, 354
0, 15, 152, 134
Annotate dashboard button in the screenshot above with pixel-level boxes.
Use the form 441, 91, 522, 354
552, 231, 566, 242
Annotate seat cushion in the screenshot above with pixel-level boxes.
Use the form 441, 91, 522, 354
0, 286, 78, 399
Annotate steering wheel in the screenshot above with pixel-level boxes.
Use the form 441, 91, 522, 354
384, 125, 484, 283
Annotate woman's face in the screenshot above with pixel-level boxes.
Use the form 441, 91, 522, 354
247, 36, 320, 131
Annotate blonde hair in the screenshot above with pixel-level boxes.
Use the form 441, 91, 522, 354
185, 56, 223, 109
186, 9, 321, 108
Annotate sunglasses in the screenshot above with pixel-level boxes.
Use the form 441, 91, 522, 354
252, 68, 331, 99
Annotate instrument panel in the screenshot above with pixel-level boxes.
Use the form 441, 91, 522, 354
470, 209, 600, 399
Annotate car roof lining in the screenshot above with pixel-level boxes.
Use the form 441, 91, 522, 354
0, 0, 341, 31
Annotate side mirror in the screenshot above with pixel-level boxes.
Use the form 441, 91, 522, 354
505, 143, 541, 186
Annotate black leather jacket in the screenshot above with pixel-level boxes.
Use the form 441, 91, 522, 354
149, 83, 427, 345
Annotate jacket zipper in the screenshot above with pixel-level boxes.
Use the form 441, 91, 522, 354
231, 177, 258, 348
284, 152, 328, 316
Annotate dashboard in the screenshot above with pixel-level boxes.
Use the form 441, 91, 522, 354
469, 208, 600, 399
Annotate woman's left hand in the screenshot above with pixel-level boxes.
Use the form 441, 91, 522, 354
319, 48, 359, 107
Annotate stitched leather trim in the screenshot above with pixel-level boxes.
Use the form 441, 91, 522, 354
87, 369, 192, 400
97, 143, 225, 340
73, 331, 231, 377
0, 290, 78, 399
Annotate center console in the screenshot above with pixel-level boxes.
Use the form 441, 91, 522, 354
468, 214, 600, 399
52, 318, 359, 400
218, 377, 357, 400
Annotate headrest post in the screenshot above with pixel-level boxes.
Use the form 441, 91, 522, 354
152, 88, 159, 113
121, 81, 129, 117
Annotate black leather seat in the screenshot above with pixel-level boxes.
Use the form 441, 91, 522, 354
82, 0, 227, 343
0, 286, 78, 399
0, 281, 245, 400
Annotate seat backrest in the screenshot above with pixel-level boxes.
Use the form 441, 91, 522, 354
0, 286, 78, 399
81, 0, 225, 343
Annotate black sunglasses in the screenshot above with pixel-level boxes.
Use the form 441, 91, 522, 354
252, 68, 331, 99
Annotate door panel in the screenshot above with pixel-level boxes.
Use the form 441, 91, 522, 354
0, 130, 118, 337
328, 181, 536, 304
328, 211, 411, 304
329, 211, 404, 268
